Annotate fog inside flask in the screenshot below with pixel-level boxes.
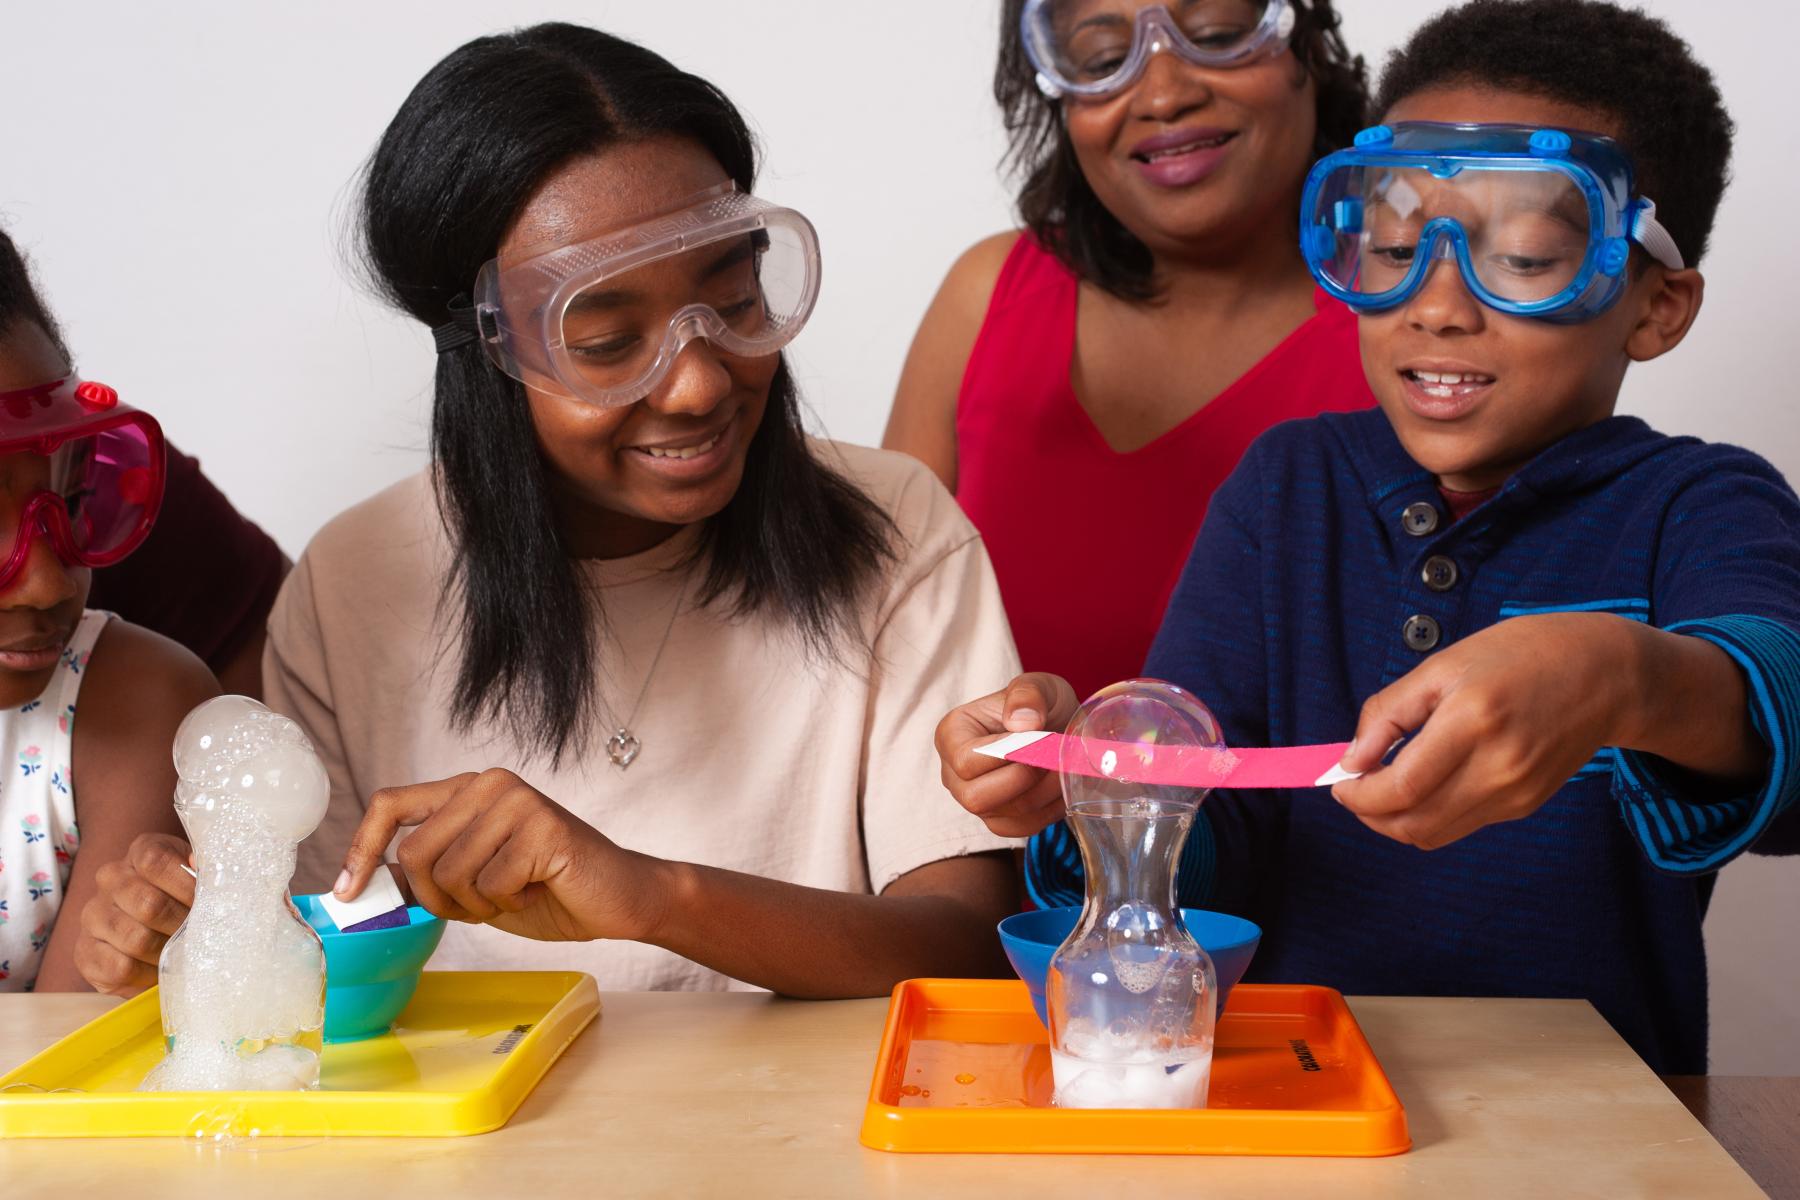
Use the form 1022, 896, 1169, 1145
137, 696, 329, 1092
1046, 680, 1222, 1109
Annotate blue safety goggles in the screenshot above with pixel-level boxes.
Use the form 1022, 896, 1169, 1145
1300, 122, 1684, 322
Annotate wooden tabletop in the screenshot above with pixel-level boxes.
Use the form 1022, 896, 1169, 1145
0, 991, 1765, 1198
1664, 1075, 1800, 1198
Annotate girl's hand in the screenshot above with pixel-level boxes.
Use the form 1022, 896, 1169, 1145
335, 769, 670, 943
934, 672, 1080, 838
1330, 612, 1739, 850
74, 833, 194, 995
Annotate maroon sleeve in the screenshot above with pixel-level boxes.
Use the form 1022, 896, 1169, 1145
86, 444, 288, 673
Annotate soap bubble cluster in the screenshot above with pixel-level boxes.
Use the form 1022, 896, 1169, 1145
170, 695, 330, 843
139, 697, 329, 1093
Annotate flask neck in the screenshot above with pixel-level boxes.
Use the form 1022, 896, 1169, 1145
1066, 797, 1195, 917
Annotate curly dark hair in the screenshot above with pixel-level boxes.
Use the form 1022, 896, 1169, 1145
996, 1, 1369, 301
0, 228, 69, 358
1375, 0, 1733, 266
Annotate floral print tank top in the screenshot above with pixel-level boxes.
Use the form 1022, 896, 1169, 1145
0, 610, 108, 990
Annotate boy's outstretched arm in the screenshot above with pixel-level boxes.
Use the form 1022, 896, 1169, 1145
1337, 451, 1800, 869
1332, 612, 1761, 851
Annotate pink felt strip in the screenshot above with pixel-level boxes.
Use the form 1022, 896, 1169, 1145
984, 732, 1353, 789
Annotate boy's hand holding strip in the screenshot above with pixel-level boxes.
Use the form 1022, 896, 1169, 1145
973, 731, 1359, 788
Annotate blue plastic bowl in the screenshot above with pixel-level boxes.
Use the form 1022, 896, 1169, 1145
293, 894, 446, 1043
998, 906, 1262, 1028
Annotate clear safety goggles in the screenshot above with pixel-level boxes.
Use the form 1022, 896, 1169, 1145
469, 183, 822, 408
0, 377, 164, 590
1301, 122, 1684, 322
1021, 0, 1294, 100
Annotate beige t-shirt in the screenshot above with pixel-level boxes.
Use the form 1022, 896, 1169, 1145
266, 441, 1021, 990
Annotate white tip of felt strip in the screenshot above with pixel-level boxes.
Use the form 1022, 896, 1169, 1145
317, 867, 406, 932
973, 730, 1054, 760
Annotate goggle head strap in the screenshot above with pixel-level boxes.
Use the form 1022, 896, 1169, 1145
1629, 199, 1684, 271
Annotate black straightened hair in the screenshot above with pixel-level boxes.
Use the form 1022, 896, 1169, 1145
357, 23, 895, 764
0, 228, 70, 358
995, 1, 1370, 301
1375, 0, 1733, 266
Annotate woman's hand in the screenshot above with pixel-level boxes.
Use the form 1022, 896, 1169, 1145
73, 832, 194, 995
934, 672, 1080, 838
335, 769, 670, 943
1332, 613, 1761, 850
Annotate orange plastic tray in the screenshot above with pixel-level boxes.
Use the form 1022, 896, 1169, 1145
860, 980, 1408, 1156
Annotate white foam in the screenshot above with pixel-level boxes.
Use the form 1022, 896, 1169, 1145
138, 697, 329, 1093
1050, 1016, 1214, 1109
1050, 1047, 1213, 1110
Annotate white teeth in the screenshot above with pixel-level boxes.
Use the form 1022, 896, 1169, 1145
641, 432, 721, 460
1410, 370, 1492, 386
1144, 135, 1228, 160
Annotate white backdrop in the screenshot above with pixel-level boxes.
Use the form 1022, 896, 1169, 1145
2, 1, 1795, 1071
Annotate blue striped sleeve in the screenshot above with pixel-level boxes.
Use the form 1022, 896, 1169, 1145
1611, 614, 1800, 873
1023, 820, 1085, 908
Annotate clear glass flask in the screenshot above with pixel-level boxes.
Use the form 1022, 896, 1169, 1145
139, 697, 329, 1092
1047, 679, 1223, 1109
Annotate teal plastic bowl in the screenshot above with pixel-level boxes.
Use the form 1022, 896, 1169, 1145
998, 906, 1262, 1028
293, 894, 446, 1043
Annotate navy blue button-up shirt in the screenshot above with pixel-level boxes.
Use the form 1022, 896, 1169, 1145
1027, 409, 1800, 1073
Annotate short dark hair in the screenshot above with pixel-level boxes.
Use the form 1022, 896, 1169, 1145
358, 23, 895, 763
995, 1, 1370, 301
0, 227, 70, 360
1375, 0, 1733, 266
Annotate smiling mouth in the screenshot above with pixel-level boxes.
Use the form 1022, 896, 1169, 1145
634, 431, 723, 460
1132, 131, 1236, 162
1401, 368, 1495, 398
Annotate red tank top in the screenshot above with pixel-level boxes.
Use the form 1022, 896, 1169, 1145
956, 235, 1375, 703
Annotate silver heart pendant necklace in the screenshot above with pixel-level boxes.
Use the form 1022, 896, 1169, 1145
599, 578, 686, 771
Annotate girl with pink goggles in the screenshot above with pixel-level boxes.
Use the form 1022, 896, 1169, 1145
0, 375, 163, 590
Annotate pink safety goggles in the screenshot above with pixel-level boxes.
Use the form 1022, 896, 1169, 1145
0, 377, 164, 590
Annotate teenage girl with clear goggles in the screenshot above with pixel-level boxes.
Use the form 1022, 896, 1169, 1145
77, 24, 1024, 998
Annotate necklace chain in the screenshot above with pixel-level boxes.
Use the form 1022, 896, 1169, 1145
600, 575, 687, 771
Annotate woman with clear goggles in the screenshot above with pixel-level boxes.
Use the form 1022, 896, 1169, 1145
885, 0, 1374, 707
76, 23, 1025, 1000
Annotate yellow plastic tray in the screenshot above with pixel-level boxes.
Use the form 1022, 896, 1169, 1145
0, 970, 599, 1138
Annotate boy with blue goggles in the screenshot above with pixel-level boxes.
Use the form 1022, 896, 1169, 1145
1301, 122, 1684, 321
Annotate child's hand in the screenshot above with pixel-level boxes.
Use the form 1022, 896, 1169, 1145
1331, 612, 1757, 850
335, 770, 670, 944
74, 832, 194, 995
934, 672, 1079, 838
